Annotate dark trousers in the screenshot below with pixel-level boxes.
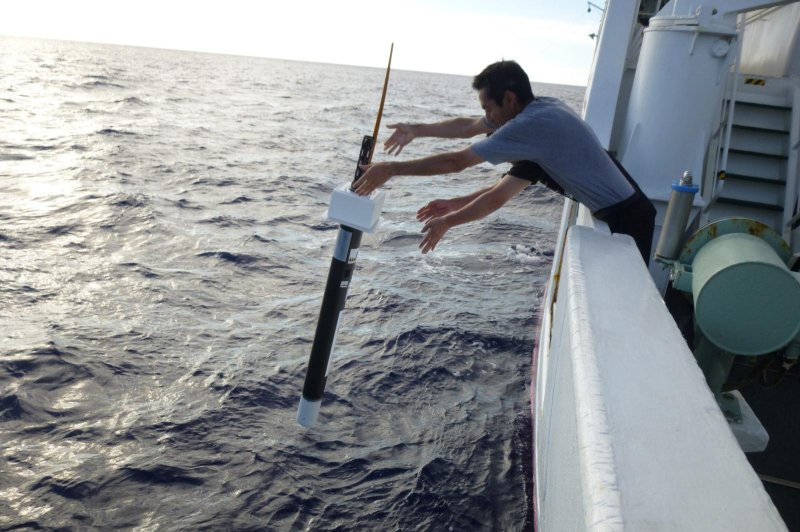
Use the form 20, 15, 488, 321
507, 155, 656, 264
594, 191, 656, 264
595, 155, 657, 264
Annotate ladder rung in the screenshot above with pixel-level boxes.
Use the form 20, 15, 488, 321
730, 123, 790, 135
727, 96, 792, 112
722, 173, 785, 186
716, 197, 784, 212
727, 148, 788, 160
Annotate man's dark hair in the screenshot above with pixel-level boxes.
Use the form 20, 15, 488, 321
472, 60, 535, 106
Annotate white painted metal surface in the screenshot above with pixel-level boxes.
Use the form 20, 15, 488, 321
617, 7, 739, 200
740, 4, 800, 77
582, 0, 640, 147
535, 225, 786, 531
729, 390, 770, 452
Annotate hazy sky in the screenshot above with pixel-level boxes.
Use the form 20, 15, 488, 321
1, 0, 602, 85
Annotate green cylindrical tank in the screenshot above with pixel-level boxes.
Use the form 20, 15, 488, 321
691, 232, 800, 355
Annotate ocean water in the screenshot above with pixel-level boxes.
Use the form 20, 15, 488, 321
0, 37, 582, 531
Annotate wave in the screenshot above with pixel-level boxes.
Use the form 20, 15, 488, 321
199, 215, 257, 228
96, 128, 137, 136
219, 195, 254, 205
309, 221, 338, 231
30, 475, 101, 500
0, 140, 78, 159
0, 344, 94, 420
171, 198, 204, 210
27, 143, 60, 151
0, 393, 23, 421
0, 152, 34, 161
247, 234, 276, 244
114, 96, 146, 105
268, 215, 308, 226
378, 230, 421, 247
1, 283, 57, 305
196, 251, 264, 267
506, 244, 549, 265
46, 224, 80, 236
76, 80, 126, 89
224, 380, 295, 409
332, 325, 528, 404
119, 464, 204, 486
352, 287, 413, 316
109, 192, 149, 208
119, 262, 160, 279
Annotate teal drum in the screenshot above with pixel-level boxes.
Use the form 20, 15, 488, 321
691, 232, 800, 355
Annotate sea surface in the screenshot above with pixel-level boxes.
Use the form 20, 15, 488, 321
0, 37, 582, 531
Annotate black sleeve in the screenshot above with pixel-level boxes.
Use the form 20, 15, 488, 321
507, 160, 570, 198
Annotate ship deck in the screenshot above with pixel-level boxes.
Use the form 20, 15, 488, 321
734, 361, 800, 530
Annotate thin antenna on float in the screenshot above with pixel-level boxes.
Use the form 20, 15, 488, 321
368, 43, 394, 164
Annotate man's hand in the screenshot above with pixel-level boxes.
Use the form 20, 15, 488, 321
353, 162, 394, 196
416, 199, 460, 222
420, 216, 453, 254
384, 123, 415, 156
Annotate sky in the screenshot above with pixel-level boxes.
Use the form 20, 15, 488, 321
0, 0, 602, 86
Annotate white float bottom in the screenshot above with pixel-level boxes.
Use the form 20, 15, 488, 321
297, 397, 321, 428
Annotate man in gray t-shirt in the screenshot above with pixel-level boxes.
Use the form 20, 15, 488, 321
354, 60, 655, 263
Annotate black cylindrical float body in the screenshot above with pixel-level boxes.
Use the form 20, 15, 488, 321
301, 226, 362, 402
297, 134, 373, 427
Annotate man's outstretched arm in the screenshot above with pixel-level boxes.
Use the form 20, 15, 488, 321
416, 185, 496, 223
419, 174, 529, 253
384, 117, 492, 155
353, 147, 484, 196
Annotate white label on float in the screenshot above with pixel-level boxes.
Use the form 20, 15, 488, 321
326, 311, 345, 377
340, 280, 350, 289
348, 248, 359, 264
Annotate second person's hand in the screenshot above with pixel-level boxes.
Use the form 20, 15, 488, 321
420, 216, 453, 254
416, 198, 459, 222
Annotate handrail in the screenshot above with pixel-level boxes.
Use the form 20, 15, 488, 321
783, 82, 800, 243
705, 24, 745, 213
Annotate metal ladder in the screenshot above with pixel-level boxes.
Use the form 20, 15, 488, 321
705, 74, 800, 268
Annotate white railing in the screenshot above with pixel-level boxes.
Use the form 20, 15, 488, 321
534, 218, 787, 531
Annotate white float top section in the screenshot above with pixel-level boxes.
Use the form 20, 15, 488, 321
554, 225, 785, 530
327, 183, 385, 233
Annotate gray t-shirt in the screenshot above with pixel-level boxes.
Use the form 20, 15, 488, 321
471, 97, 634, 212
